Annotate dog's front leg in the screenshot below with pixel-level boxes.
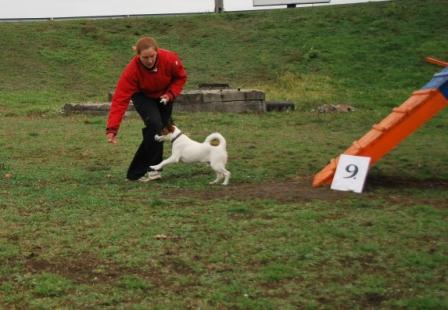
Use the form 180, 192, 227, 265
154, 134, 165, 142
150, 155, 179, 171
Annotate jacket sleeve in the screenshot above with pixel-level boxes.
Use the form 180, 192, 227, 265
106, 65, 139, 135
166, 54, 187, 100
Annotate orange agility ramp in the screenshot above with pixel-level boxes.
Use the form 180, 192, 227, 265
425, 56, 448, 68
313, 67, 448, 187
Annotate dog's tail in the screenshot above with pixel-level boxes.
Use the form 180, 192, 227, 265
204, 132, 227, 149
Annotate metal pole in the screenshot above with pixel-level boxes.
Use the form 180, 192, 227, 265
215, 0, 224, 13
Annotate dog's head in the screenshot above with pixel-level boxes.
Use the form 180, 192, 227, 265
160, 122, 176, 135
154, 122, 179, 142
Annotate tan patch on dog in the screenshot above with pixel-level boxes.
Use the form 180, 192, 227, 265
160, 123, 176, 135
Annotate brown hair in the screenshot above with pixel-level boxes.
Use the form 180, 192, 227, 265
133, 36, 159, 54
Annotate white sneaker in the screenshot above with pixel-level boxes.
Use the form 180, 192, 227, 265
138, 171, 162, 182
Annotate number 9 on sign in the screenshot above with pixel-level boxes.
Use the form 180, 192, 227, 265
331, 155, 371, 193
344, 164, 359, 179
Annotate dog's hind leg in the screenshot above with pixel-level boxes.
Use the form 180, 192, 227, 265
209, 172, 224, 185
221, 169, 231, 185
210, 162, 230, 185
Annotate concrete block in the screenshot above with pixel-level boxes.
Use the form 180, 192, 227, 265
220, 89, 246, 102
176, 90, 203, 104
173, 100, 265, 113
206, 100, 266, 113
173, 103, 204, 113
63, 102, 134, 115
63, 103, 109, 115
65, 88, 270, 115
202, 90, 223, 103
266, 101, 295, 112
243, 89, 265, 101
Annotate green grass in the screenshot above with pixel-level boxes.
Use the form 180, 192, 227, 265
1, 110, 447, 308
1, 0, 447, 114
1, 0, 448, 308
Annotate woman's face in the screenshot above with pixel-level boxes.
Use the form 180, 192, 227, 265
139, 47, 158, 69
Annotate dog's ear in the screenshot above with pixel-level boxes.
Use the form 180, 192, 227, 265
167, 122, 175, 133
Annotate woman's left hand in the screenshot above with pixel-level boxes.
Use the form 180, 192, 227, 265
160, 94, 172, 105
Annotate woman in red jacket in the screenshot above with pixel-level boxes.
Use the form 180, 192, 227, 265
106, 36, 187, 182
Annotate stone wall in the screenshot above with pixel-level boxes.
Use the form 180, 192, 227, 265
64, 88, 267, 114
174, 89, 265, 113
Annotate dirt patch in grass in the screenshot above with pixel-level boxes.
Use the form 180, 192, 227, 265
368, 174, 448, 190
166, 176, 349, 203
165, 175, 448, 205
25, 253, 135, 285
23, 251, 200, 292
24, 253, 170, 287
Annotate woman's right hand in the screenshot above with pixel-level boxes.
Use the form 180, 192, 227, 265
107, 132, 117, 144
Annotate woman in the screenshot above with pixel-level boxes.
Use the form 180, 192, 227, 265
106, 36, 187, 182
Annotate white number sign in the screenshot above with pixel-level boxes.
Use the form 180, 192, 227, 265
331, 154, 371, 193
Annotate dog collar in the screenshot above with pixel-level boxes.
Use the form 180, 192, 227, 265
171, 132, 183, 143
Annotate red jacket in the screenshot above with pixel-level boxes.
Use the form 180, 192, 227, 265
106, 49, 187, 134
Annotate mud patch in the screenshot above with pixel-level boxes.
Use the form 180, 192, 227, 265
166, 177, 350, 203
24, 253, 166, 286
24, 251, 201, 291
25, 253, 130, 284
367, 174, 448, 190
164, 175, 448, 205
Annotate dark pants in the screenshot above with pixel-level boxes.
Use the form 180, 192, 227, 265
127, 93, 173, 180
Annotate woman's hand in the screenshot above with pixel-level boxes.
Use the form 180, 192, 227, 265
107, 132, 117, 144
160, 93, 173, 105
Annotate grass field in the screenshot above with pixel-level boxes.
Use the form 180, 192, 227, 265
1, 0, 447, 308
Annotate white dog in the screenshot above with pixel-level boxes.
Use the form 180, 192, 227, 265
150, 124, 231, 185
